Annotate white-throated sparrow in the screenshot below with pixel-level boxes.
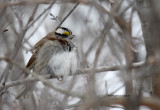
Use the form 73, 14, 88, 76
16, 27, 77, 99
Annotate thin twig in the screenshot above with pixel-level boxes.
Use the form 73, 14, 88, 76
23, 4, 53, 45
27, 2, 55, 30
26, 4, 39, 27
56, 3, 79, 29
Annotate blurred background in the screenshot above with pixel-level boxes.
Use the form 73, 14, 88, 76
0, 0, 160, 110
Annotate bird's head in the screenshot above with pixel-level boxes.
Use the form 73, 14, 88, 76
55, 27, 75, 39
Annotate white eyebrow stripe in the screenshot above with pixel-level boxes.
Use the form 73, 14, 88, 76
56, 28, 65, 34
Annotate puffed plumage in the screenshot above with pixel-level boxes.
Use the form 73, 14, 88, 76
16, 27, 77, 99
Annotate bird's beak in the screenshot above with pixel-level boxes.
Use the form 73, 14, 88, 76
68, 35, 75, 39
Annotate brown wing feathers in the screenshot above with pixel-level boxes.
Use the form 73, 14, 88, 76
26, 37, 48, 69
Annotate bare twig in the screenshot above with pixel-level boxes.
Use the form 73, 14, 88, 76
27, 2, 55, 30
26, 4, 39, 27
23, 3, 53, 45
56, 3, 79, 29
0, 0, 89, 8
100, 97, 160, 110
0, 0, 55, 8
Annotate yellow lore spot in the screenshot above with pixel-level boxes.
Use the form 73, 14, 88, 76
63, 31, 70, 35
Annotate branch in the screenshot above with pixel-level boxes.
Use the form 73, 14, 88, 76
0, 57, 84, 99
100, 97, 160, 110
56, 3, 79, 29
0, 57, 145, 91
0, 0, 55, 8
0, 0, 89, 8
79, 61, 145, 74
26, 2, 54, 30
0, 75, 43, 92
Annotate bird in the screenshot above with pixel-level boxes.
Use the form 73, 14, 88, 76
15, 27, 77, 99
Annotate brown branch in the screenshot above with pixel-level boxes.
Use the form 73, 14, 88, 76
0, 57, 150, 109
0, 57, 84, 99
0, 0, 89, 8
0, 64, 144, 92
0, 57, 145, 92
76, 96, 160, 110
101, 97, 160, 110
0, 0, 54, 8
